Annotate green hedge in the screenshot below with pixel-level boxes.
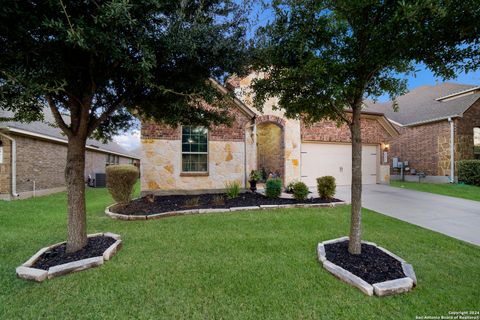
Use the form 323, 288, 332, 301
317, 176, 336, 200
106, 164, 139, 204
292, 181, 309, 201
458, 160, 480, 186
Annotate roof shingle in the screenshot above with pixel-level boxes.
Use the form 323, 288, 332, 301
364, 83, 480, 126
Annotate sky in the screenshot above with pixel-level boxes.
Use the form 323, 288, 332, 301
113, 4, 480, 152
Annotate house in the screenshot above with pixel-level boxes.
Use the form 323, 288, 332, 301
0, 109, 140, 200
140, 73, 399, 195
365, 83, 480, 183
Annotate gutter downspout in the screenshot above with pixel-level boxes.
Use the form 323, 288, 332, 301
0, 132, 19, 197
448, 117, 455, 183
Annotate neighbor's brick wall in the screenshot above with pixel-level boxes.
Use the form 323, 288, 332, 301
301, 117, 390, 144
14, 134, 67, 192
387, 121, 450, 176
455, 99, 480, 162
0, 136, 12, 195
10, 134, 134, 194
141, 105, 251, 142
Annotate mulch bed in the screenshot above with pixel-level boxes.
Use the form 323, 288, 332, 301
32, 236, 116, 270
325, 240, 406, 284
112, 192, 342, 216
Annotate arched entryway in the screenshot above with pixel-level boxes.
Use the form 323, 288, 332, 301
256, 115, 285, 181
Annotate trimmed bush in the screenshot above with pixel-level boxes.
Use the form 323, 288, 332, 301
317, 176, 336, 199
292, 181, 309, 201
106, 164, 139, 204
225, 181, 241, 199
458, 160, 480, 186
265, 178, 282, 198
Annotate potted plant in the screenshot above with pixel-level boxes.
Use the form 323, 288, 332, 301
248, 170, 261, 192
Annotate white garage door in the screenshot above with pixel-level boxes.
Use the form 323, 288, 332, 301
300, 143, 378, 186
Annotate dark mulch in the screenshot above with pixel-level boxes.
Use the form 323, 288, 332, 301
112, 192, 342, 216
325, 240, 406, 285
32, 236, 116, 270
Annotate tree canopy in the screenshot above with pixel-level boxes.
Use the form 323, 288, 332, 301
0, 0, 252, 252
251, 0, 480, 254
0, 0, 252, 140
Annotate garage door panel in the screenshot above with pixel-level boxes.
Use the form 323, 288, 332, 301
300, 143, 377, 186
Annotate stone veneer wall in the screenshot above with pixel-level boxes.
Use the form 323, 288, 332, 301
229, 72, 302, 185
140, 105, 254, 194
455, 99, 480, 164
0, 135, 12, 195
141, 139, 248, 192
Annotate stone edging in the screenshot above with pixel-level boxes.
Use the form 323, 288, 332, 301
316, 236, 416, 296
16, 232, 122, 282
105, 201, 347, 221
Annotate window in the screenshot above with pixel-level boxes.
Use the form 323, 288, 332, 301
106, 154, 119, 166
182, 126, 208, 172
0, 140, 3, 164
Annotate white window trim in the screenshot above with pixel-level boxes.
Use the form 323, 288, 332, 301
181, 126, 209, 174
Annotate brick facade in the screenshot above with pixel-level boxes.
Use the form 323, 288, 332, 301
141, 105, 251, 142
0, 136, 11, 194
0, 133, 136, 198
387, 121, 450, 176
301, 117, 390, 144
386, 99, 480, 177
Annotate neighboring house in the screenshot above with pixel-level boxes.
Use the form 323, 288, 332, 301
140, 73, 399, 195
0, 109, 140, 200
365, 83, 480, 183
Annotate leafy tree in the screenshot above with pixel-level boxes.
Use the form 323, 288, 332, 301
0, 0, 251, 252
252, 0, 480, 254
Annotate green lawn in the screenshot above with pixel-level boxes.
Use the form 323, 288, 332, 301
390, 180, 480, 202
1, 187, 479, 319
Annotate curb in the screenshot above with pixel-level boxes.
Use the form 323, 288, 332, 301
105, 201, 347, 221
317, 236, 416, 297
16, 232, 122, 282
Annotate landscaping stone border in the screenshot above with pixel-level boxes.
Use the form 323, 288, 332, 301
105, 201, 347, 221
316, 236, 416, 297
16, 232, 122, 282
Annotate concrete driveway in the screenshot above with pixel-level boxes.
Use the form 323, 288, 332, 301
333, 184, 480, 246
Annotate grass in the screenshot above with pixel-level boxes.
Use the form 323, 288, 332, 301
1, 186, 479, 319
390, 180, 480, 202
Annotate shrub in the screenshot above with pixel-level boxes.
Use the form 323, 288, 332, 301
265, 178, 282, 198
106, 164, 139, 204
458, 160, 480, 186
184, 197, 200, 208
317, 176, 336, 200
225, 181, 241, 199
292, 181, 309, 201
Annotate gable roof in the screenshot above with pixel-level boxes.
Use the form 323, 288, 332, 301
209, 78, 256, 119
0, 108, 139, 159
364, 83, 480, 126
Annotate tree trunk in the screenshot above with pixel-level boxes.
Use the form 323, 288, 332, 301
65, 136, 88, 253
348, 104, 363, 254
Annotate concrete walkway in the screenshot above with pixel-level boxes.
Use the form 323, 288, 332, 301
333, 184, 480, 246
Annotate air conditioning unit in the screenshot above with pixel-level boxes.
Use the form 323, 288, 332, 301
94, 173, 107, 188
